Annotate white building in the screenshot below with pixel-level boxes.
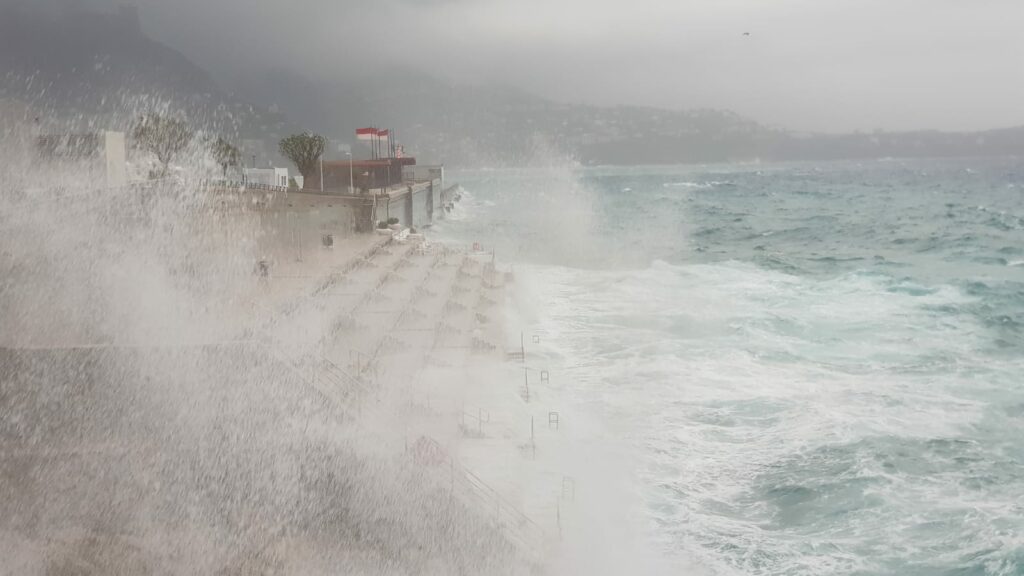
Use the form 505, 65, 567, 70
102, 132, 128, 187
243, 167, 290, 188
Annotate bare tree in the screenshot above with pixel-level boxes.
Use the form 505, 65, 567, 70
279, 133, 327, 187
132, 114, 193, 178
212, 137, 241, 178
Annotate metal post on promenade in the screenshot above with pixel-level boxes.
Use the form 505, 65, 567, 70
523, 367, 530, 402
345, 151, 353, 194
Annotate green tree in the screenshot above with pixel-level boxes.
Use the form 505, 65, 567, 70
212, 137, 241, 178
279, 132, 327, 186
131, 114, 193, 178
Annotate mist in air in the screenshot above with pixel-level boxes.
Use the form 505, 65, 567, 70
1, 0, 1023, 574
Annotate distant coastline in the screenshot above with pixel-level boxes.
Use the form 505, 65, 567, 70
577, 126, 1024, 166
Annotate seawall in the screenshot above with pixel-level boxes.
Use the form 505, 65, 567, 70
0, 173, 550, 572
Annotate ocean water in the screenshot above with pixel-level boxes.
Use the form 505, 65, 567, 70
433, 158, 1024, 575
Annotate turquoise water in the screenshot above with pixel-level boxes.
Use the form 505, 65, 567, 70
436, 159, 1024, 575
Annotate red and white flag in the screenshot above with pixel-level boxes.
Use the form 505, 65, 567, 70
377, 129, 390, 142
356, 127, 377, 141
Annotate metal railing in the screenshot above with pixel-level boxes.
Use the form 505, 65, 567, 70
200, 178, 290, 194
410, 435, 547, 558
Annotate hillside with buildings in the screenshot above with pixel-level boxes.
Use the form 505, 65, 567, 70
235, 68, 1024, 166
3, 3, 1021, 167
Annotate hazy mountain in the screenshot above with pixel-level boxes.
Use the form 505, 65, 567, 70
228, 68, 776, 166
3, 3, 1021, 166
0, 2, 295, 140
231, 68, 1024, 166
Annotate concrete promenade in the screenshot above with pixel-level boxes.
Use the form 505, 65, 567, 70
0, 173, 561, 571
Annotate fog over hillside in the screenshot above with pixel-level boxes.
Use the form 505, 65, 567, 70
104, 0, 1024, 134
2, 1, 1022, 165
0, 1, 295, 140
3, 3, 1024, 575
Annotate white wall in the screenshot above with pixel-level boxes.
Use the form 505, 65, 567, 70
103, 131, 127, 188
244, 168, 289, 187
274, 167, 290, 188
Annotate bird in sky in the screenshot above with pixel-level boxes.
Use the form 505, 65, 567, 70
743, 32, 751, 36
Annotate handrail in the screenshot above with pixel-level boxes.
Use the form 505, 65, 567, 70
454, 456, 545, 556
319, 355, 366, 390
200, 178, 290, 194
412, 434, 545, 553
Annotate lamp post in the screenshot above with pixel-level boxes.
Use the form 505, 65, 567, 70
345, 151, 353, 195
319, 156, 324, 193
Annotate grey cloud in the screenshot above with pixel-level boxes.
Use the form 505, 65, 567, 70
91, 0, 1024, 131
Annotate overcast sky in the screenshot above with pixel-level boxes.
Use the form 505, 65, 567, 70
107, 0, 1024, 132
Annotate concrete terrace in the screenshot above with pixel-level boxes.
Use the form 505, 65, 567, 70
0, 173, 559, 571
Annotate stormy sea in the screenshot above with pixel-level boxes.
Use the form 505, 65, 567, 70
435, 158, 1024, 575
